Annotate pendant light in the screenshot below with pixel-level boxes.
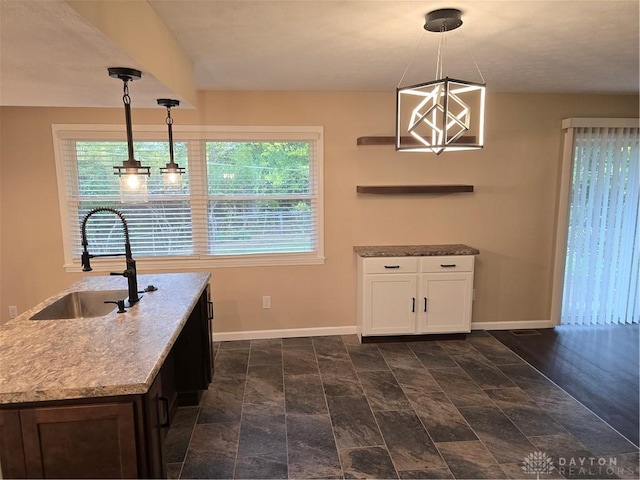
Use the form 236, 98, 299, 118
108, 67, 150, 202
157, 98, 185, 191
396, 8, 486, 154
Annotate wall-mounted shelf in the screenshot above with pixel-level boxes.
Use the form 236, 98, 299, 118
357, 185, 474, 194
356, 135, 477, 146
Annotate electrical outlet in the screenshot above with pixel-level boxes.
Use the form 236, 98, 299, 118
262, 296, 271, 309
8, 306, 18, 318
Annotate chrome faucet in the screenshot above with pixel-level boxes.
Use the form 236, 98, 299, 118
80, 207, 141, 306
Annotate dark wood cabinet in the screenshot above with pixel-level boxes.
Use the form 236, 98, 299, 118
139, 369, 166, 479
0, 410, 27, 478
0, 285, 213, 479
20, 403, 138, 479
174, 286, 214, 405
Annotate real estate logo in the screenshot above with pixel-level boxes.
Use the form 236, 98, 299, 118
522, 451, 554, 478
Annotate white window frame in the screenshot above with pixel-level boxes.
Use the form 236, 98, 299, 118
52, 124, 325, 272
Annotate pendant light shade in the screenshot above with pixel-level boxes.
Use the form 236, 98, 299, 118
108, 67, 150, 202
396, 9, 486, 154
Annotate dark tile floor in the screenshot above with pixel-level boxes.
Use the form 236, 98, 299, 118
164, 332, 639, 479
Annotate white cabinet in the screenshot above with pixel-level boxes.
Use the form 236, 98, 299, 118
357, 255, 475, 338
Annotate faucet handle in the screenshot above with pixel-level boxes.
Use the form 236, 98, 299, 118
110, 271, 125, 277
104, 300, 127, 313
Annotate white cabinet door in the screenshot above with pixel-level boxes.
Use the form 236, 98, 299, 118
363, 274, 417, 335
417, 272, 473, 333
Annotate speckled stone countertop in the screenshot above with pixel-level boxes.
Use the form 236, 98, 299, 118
0, 272, 210, 405
354, 244, 480, 257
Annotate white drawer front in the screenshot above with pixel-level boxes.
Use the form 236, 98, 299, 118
363, 257, 418, 274
420, 255, 474, 273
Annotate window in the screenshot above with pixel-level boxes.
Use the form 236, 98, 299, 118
561, 125, 639, 325
53, 125, 324, 271
552, 118, 639, 326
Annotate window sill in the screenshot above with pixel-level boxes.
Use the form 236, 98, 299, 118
63, 253, 326, 272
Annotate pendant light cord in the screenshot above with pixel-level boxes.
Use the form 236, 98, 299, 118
397, 30, 426, 88
165, 106, 175, 164
121, 79, 135, 161
398, 15, 485, 86
459, 28, 485, 84
436, 24, 446, 80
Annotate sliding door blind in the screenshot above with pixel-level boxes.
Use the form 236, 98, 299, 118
562, 127, 639, 325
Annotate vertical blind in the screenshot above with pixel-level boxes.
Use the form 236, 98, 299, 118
562, 126, 639, 325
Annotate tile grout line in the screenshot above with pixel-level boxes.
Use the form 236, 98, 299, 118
380, 342, 457, 479
313, 336, 347, 479
348, 341, 403, 479
230, 340, 253, 479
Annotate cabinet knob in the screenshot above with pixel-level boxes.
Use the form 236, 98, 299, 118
384, 265, 400, 269
424, 297, 428, 312
440, 264, 457, 268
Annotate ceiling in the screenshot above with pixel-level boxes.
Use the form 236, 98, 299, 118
1, 0, 638, 108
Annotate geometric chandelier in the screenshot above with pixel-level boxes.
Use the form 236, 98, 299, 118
396, 8, 486, 154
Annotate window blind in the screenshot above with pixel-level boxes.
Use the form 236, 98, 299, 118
205, 141, 317, 255
64, 139, 194, 258
53, 125, 324, 269
562, 126, 639, 325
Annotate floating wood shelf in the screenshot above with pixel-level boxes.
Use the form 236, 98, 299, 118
357, 136, 477, 146
356, 185, 474, 194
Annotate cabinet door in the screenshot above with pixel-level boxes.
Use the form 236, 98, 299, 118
0, 409, 27, 478
174, 288, 212, 405
142, 371, 167, 479
20, 403, 138, 479
363, 274, 417, 335
418, 273, 473, 333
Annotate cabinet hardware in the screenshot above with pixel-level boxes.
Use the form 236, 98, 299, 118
412, 297, 416, 312
424, 297, 428, 312
159, 397, 170, 428
440, 264, 457, 268
207, 301, 214, 320
384, 265, 400, 269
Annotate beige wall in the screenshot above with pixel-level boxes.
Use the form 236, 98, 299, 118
1, 91, 637, 333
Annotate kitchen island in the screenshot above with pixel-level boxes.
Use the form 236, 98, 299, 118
0, 272, 213, 478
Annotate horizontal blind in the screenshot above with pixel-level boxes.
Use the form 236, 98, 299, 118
64, 139, 194, 257
54, 125, 323, 267
206, 141, 317, 255
562, 127, 639, 325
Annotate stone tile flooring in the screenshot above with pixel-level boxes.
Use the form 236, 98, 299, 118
165, 333, 639, 479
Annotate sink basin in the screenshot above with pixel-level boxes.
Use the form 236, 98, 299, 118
30, 290, 129, 320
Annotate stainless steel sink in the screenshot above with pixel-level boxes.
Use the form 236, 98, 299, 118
30, 290, 129, 320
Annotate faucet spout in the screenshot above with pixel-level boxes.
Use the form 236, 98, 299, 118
81, 207, 141, 306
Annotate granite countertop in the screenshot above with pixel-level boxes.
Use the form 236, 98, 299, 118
354, 244, 480, 257
0, 272, 210, 404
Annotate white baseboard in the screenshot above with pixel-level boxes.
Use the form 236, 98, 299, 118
212, 325, 358, 342
471, 320, 556, 330
212, 320, 555, 342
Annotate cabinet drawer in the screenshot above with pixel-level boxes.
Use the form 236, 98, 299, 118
363, 257, 418, 274
420, 255, 474, 273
